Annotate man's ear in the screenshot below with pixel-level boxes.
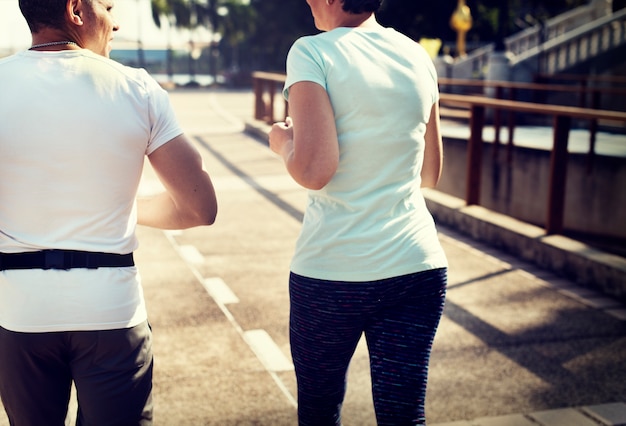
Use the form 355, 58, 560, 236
67, 0, 84, 25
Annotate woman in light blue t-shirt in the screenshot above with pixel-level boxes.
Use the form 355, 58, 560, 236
269, 0, 448, 424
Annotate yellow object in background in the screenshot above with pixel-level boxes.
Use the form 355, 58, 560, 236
450, 0, 473, 57
419, 38, 442, 60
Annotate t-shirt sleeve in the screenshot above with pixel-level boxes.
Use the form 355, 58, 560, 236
283, 37, 327, 101
142, 71, 183, 155
426, 54, 439, 105
414, 42, 440, 105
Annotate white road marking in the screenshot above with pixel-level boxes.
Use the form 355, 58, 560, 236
162, 230, 298, 408
158, 93, 299, 407
177, 245, 205, 264
244, 329, 294, 372
203, 277, 240, 304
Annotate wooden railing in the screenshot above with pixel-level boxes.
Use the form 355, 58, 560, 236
534, 73, 626, 87
438, 77, 626, 109
440, 94, 626, 234
250, 71, 626, 235
437, 77, 626, 157
252, 71, 289, 124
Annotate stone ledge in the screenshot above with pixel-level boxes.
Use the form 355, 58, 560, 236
423, 188, 626, 302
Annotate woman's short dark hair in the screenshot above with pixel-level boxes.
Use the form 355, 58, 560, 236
341, 0, 383, 14
19, 0, 69, 33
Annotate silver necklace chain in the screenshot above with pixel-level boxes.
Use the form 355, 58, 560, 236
29, 41, 79, 50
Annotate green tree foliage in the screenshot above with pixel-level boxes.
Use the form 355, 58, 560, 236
244, 0, 317, 71
151, 0, 592, 74
377, 0, 588, 45
248, 0, 590, 71
150, 0, 258, 76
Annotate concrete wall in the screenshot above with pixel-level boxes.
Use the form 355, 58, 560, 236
437, 136, 626, 240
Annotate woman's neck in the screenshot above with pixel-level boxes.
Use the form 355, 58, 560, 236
335, 13, 380, 29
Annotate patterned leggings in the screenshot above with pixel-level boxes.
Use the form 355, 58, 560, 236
289, 268, 447, 426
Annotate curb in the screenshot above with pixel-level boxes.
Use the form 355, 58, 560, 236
423, 188, 626, 303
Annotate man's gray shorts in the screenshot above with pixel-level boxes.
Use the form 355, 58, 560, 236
0, 321, 153, 426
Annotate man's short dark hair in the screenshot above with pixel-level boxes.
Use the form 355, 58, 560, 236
341, 0, 383, 14
19, 0, 69, 33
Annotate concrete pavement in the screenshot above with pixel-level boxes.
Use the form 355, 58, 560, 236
1, 88, 625, 425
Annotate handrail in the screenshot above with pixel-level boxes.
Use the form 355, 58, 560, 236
439, 93, 626, 235
503, 2, 598, 56
251, 71, 626, 235
438, 77, 626, 97
448, 5, 623, 79
513, 8, 626, 73
437, 77, 625, 166
252, 71, 289, 124
535, 73, 626, 86
439, 93, 626, 122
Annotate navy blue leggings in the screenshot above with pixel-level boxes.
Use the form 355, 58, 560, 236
289, 268, 447, 426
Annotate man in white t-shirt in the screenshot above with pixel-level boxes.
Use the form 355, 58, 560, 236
0, 0, 218, 424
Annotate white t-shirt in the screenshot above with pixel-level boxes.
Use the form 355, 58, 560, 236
284, 26, 448, 281
0, 49, 182, 332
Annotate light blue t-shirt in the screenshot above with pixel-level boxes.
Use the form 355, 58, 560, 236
284, 26, 448, 281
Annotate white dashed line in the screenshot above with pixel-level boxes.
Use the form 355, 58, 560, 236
203, 277, 240, 304
177, 245, 205, 264
244, 329, 294, 372
162, 230, 298, 407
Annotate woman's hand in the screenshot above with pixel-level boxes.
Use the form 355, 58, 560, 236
269, 82, 339, 190
269, 116, 294, 157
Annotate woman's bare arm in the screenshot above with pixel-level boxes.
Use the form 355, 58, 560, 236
269, 81, 339, 190
421, 102, 444, 188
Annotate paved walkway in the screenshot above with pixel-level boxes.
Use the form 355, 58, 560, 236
1, 88, 625, 425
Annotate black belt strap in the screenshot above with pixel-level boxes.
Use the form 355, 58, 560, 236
0, 250, 134, 271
